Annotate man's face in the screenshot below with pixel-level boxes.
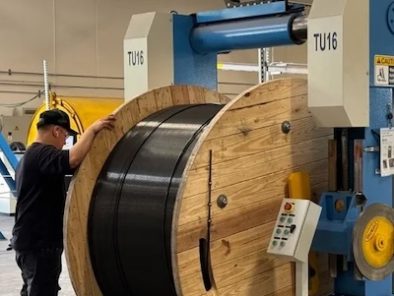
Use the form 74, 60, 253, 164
52, 125, 69, 149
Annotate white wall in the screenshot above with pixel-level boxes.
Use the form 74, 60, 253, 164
0, 1, 307, 117
0, 0, 228, 115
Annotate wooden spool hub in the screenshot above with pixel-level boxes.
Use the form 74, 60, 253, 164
64, 78, 332, 296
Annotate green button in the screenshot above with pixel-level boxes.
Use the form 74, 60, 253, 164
284, 229, 289, 235
280, 217, 286, 222
280, 241, 286, 247
272, 240, 278, 246
287, 218, 293, 223
276, 229, 282, 234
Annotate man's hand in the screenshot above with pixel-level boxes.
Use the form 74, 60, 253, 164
90, 114, 116, 135
69, 114, 117, 168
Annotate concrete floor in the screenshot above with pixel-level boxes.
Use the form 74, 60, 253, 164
0, 214, 75, 296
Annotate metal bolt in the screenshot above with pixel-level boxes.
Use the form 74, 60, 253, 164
217, 194, 228, 209
281, 121, 291, 134
355, 193, 367, 207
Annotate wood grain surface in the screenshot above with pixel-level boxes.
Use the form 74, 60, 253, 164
174, 78, 332, 295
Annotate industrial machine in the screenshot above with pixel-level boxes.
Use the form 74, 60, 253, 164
123, 1, 394, 292
64, 0, 394, 295
27, 93, 122, 145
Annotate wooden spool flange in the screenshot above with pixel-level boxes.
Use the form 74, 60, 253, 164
64, 79, 332, 296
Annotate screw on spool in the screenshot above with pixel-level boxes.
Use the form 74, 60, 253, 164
281, 121, 292, 134
217, 194, 228, 209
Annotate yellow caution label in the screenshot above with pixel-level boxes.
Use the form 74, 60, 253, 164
375, 55, 394, 66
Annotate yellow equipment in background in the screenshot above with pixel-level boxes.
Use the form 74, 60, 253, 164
27, 93, 122, 146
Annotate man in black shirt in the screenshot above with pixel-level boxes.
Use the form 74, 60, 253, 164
11, 108, 115, 296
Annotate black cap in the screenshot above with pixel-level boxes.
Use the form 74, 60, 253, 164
37, 109, 78, 135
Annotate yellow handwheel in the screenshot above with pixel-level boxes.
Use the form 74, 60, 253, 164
353, 203, 394, 280
362, 216, 393, 268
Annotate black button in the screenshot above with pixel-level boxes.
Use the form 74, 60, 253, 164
290, 224, 296, 233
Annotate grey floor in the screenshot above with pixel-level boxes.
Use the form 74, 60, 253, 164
0, 214, 75, 296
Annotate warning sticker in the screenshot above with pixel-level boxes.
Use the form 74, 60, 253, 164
375, 55, 394, 86
381, 128, 394, 176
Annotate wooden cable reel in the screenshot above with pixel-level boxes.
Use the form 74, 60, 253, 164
64, 78, 331, 295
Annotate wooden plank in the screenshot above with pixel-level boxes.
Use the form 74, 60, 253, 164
228, 78, 306, 110
176, 162, 328, 253
193, 116, 331, 169
206, 94, 310, 140
178, 159, 328, 228
215, 263, 294, 296
177, 181, 328, 254
183, 137, 328, 198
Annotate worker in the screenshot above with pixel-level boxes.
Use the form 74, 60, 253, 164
10, 108, 115, 296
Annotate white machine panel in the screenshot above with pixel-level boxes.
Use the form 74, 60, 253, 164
0, 152, 16, 214
267, 199, 321, 262
308, 0, 369, 127
124, 13, 174, 102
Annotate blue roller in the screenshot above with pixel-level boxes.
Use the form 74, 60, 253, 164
190, 14, 302, 54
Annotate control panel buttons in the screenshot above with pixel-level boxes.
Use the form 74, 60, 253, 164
268, 198, 321, 262
290, 224, 296, 233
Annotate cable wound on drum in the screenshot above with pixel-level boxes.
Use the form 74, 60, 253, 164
88, 104, 223, 296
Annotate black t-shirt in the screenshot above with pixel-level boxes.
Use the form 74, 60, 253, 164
11, 142, 74, 251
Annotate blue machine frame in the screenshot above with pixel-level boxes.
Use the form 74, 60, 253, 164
343, 1, 394, 294
171, 0, 304, 90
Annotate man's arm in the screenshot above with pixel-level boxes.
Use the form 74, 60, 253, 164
69, 115, 115, 168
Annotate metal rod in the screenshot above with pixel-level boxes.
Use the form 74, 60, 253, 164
217, 62, 308, 75
0, 81, 123, 91
291, 15, 308, 42
191, 14, 304, 54
43, 60, 50, 110
46, 85, 123, 91
1, 69, 123, 80
0, 90, 39, 95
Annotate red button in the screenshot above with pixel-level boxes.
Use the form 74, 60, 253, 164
284, 202, 293, 211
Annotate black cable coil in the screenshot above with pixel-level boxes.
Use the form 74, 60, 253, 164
88, 104, 222, 295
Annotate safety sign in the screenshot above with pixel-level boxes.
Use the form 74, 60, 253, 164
375, 55, 394, 86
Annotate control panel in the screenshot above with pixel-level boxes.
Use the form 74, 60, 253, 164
267, 199, 321, 262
